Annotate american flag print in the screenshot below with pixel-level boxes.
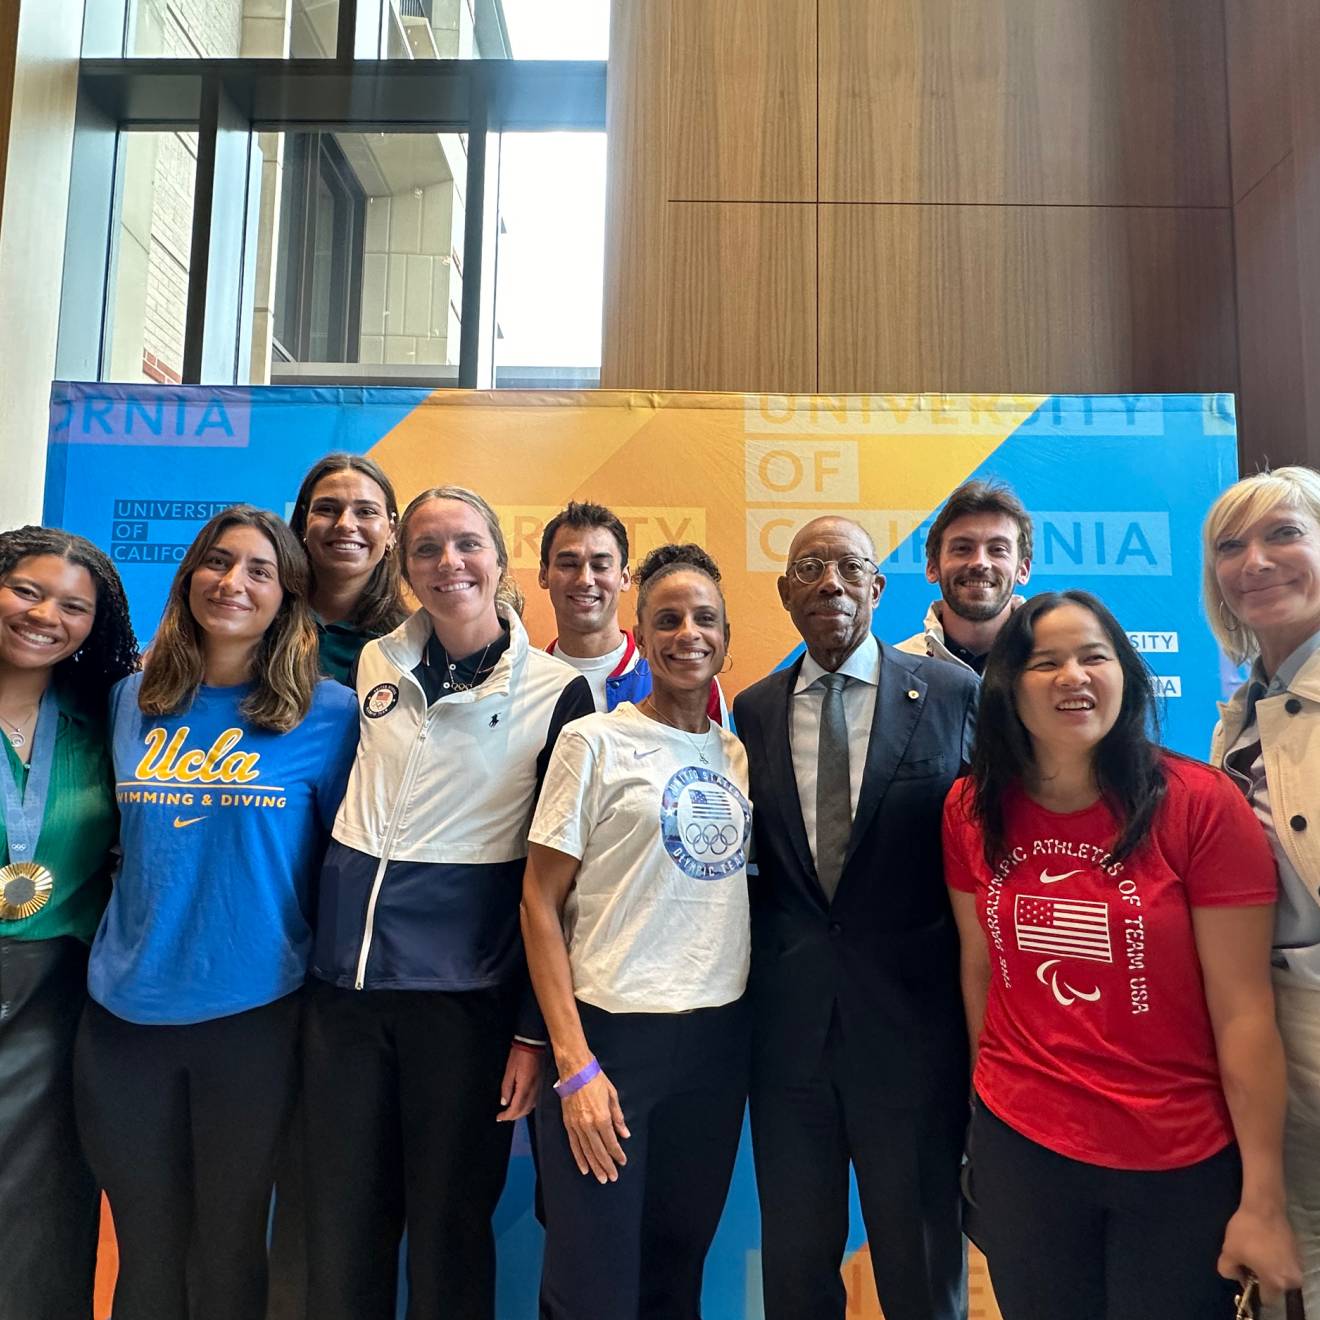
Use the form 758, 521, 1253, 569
686, 788, 732, 821
1013, 894, 1113, 964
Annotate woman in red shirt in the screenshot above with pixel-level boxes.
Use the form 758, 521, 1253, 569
944, 588, 1299, 1318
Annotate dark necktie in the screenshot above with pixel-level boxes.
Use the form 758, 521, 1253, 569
815, 672, 852, 901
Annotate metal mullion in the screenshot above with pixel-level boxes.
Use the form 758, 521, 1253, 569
337, 0, 383, 62
78, 60, 603, 133
457, 66, 490, 390
55, 87, 123, 380
182, 75, 255, 383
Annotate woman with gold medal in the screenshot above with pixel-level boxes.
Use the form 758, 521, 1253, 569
0, 526, 138, 1320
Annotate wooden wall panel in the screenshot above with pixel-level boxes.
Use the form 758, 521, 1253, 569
820, 0, 1230, 206
601, 0, 670, 387
663, 202, 816, 393
820, 204, 1236, 395
816, 205, 938, 392
1234, 156, 1308, 464
1288, 0, 1320, 463
1225, 0, 1320, 470
0, 0, 20, 220
1224, 0, 1293, 202
666, 0, 816, 202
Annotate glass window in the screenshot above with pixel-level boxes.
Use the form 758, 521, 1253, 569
119, 0, 338, 57
372, 0, 610, 61
492, 131, 605, 389
501, 0, 609, 60
103, 131, 197, 384
256, 131, 465, 384
115, 0, 607, 59
274, 135, 365, 363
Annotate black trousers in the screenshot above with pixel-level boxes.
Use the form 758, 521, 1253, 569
750, 1014, 967, 1320
73, 992, 301, 1320
537, 998, 749, 1320
0, 936, 99, 1320
302, 979, 518, 1320
266, 1088, 310, 1320
964, 1098, 1242, 1320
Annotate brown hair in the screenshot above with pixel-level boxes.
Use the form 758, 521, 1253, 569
925, 479, 1034, 565
288, 452, 409, 635
138, 505, 321, 733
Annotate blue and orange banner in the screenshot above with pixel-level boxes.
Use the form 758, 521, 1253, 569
47, 384, 1238, 1318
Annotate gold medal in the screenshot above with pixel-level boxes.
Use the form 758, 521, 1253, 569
0, 861, 54, 920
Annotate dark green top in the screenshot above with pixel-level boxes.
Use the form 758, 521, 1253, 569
1, 690, 116, 944
315, 616, 379, 686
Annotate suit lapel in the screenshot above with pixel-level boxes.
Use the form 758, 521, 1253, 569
765, 659, 817, 887
842, 645, 925, 877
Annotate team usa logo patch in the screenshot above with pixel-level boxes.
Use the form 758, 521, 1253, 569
659, 766, 752, 880
363, 683, 399, 719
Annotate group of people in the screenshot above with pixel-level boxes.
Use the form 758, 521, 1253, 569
1, 452, 1318, 1320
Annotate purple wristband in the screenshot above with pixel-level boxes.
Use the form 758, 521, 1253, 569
553, 1057, 601, 1098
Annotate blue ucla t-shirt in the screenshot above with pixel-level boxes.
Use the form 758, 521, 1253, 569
88, 673, 359, 1025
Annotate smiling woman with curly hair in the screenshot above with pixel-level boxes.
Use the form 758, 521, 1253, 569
0, 525, 138, 1320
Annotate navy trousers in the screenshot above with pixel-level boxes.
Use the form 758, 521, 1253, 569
537, 997, 749, 1320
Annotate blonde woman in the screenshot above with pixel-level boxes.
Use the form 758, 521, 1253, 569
1206, 465, 1320, 1314
74, 505, 359, 1320
304, 485, 593, 1320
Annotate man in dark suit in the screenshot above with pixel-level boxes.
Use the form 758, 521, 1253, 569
733, 515, 977, 1320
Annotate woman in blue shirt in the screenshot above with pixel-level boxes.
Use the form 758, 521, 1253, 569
74, 505, 359, 1320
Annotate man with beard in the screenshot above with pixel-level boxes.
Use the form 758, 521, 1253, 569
897, 479, 1033, 675
734, 516, 977, 1320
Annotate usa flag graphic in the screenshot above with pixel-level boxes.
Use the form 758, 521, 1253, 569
1014, 894, 1113, 963
687, 788, 731, 821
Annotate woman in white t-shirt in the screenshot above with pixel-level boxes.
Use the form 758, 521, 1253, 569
522, 546, 751, 1320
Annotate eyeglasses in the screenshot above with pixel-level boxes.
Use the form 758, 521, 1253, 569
787, 556, 878, 585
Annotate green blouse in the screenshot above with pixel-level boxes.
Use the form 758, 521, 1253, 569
0, 692, 117, 944
315, 615, 379, 686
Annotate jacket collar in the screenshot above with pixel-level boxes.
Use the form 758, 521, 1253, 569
380, 602, 528, 702
1218, 646, 1320, 729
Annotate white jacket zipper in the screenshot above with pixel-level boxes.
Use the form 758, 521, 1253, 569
354, 709, 435, 989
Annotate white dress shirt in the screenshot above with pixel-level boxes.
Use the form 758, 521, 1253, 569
791, 632, 880, 868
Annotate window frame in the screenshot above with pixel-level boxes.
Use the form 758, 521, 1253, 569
274, 131, 366, 366
57, 0, 607, 389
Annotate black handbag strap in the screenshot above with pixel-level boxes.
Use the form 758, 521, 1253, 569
1286, 1290, 1306, 1320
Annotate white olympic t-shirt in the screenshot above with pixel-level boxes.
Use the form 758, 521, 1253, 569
528, 701, 752, 1014
550, 636, 629, 710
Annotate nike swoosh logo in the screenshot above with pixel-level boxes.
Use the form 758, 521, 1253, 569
1039, 868, 1082, 884
173, 815, 207, 829
634, 747, 660, 759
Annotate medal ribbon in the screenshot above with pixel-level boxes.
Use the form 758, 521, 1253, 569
0, 690, 58, 866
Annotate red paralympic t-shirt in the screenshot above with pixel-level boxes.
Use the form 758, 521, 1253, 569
943, 754, 1277, 1171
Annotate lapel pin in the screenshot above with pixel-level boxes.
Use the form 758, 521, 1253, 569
906, 689, 919, 701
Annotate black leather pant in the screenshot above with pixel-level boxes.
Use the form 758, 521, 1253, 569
0, 936, 98, 1320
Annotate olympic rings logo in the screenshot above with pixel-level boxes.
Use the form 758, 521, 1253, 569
683, 821, 741, 854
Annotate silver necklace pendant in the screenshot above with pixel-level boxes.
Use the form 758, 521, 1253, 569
5, 729, 23, 750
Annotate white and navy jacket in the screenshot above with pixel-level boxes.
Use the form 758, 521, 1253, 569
311, 604, 593, 1026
